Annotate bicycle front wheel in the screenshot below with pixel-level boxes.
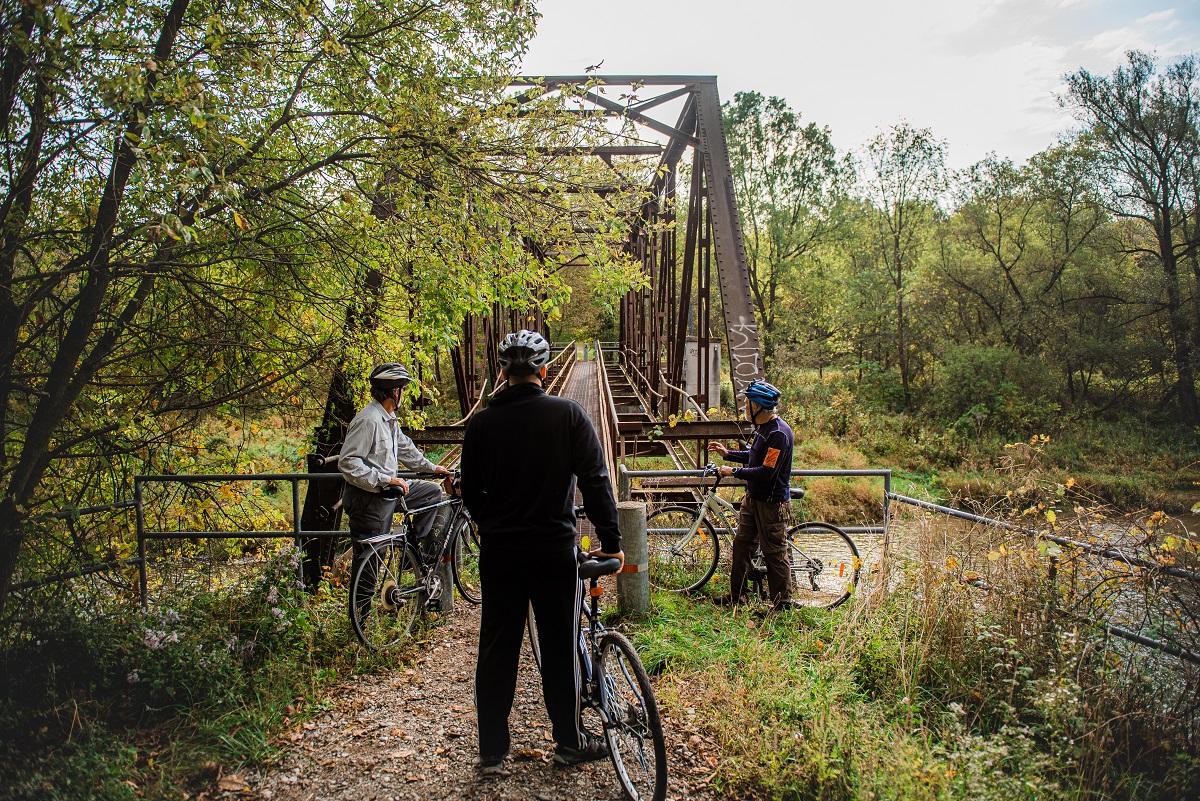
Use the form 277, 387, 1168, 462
646, 506, 719, 593
451, 513, 482, 604
787, 522, 860, 608
349, 540, 422, 649
599, 631, 667, 801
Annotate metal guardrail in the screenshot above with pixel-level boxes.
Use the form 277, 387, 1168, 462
888, 492, 1200, 585
131, 470, 447, 608
617, 465, 892, 539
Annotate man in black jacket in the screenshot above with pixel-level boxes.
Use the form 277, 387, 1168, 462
460, 330, 623, 777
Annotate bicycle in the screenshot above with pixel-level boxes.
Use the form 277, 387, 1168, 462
526, 510, 668, 801
348, 473, 482, 650
646, 464, 861, 608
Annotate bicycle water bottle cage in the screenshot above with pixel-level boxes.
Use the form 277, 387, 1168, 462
789, 487, 805, 500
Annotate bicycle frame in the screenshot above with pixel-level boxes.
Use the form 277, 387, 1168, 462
664, 475, 737, 557
358, 494, 468, 603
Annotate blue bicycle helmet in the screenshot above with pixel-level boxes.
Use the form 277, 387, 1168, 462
739, 379, 782, 410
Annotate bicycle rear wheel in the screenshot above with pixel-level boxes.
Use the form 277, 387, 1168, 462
646, 506, 719, 593
599, 631, 667, 801
349, 540, 422, 649
787, 522, 860, 608
451, 513, 482, 604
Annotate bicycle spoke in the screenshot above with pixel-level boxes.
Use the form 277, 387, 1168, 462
787, 522, 860, 608
599, 632, 667, 801
647, 506, 719, 593
452, 514, 482, 604
350, 541, 422, 650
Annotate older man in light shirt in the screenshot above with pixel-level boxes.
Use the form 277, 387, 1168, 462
339, 362, 450, 598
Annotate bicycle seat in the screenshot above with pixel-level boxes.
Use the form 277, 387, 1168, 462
789, 487, 805, 500
578, 556, 622, 579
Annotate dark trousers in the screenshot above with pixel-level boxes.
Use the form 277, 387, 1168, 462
475, 545, 583, 758
730, 496, 792, 604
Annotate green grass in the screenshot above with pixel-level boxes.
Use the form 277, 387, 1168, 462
621, 571, 1198, 801
0, 546, 433, 801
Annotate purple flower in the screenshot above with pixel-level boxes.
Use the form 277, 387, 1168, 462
127, 670, 140, 684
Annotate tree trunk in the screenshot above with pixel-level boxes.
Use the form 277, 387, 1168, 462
1159, 229, 1199, 423
0, 0, 191, 615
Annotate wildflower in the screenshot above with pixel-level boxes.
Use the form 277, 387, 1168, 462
267, 586, 279, 604
160, 608, 180, 624
143, 629, 165, 649
271, 606, 285, 619
127, 670, 140, 684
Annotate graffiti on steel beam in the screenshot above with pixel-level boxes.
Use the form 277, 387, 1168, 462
727, 315, 762, 391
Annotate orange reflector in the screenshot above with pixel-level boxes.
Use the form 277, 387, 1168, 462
839, 563, 845, 577
620, 564, 639, 573
442, 555, 453, 563
590, 586, 603, 597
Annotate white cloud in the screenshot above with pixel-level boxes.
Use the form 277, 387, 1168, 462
520, 0, 1200, 170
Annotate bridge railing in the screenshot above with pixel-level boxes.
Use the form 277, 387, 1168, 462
617, 465, 892, 539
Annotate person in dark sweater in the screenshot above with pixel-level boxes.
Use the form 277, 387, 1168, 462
708, 379, 794, 609
460, 330, 623, 777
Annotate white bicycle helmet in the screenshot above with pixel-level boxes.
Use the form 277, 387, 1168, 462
497, 330, 551, 376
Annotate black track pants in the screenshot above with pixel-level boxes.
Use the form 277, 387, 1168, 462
475, 545, 583, 758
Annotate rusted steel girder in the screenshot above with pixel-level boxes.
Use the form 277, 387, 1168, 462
407, 419, 746, 445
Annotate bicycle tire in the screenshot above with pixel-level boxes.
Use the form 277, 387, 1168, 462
451, 513, 482, 604
599, 631, 667, 801
349, 540, 422, 649
787, 521, 860, 609
646, 505, 720, 593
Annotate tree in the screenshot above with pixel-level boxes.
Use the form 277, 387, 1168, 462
724, 92, 849, 365
0, 0, 635, 610
861, 122, 946, 408
1062, 51, 1200, 423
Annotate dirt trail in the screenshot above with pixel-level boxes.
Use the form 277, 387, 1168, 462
244, 603, 721, 801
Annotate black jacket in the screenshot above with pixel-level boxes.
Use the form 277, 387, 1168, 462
725, 416, 794, 502
460, 382, 621, 554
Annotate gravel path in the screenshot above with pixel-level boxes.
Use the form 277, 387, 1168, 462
244, 603, 722, 801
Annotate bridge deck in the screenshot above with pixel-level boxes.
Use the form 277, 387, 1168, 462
561, 359, 600, 419
560, 358, 600, 542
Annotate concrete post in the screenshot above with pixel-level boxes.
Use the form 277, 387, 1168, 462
616, 501, 649, 614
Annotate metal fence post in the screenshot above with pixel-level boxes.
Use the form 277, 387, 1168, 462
618, 464, 631, 502
616, 501, 649, 614
291, 478, 304, 586
135, 478, 147, 610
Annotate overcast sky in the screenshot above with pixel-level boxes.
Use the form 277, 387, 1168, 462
519, 0, 1200, 171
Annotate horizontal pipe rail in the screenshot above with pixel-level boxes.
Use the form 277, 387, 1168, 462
953, 565, 1200, 665
617, 466, 892, 541
9, 556, 145, 593
888, 492, 1200, 585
